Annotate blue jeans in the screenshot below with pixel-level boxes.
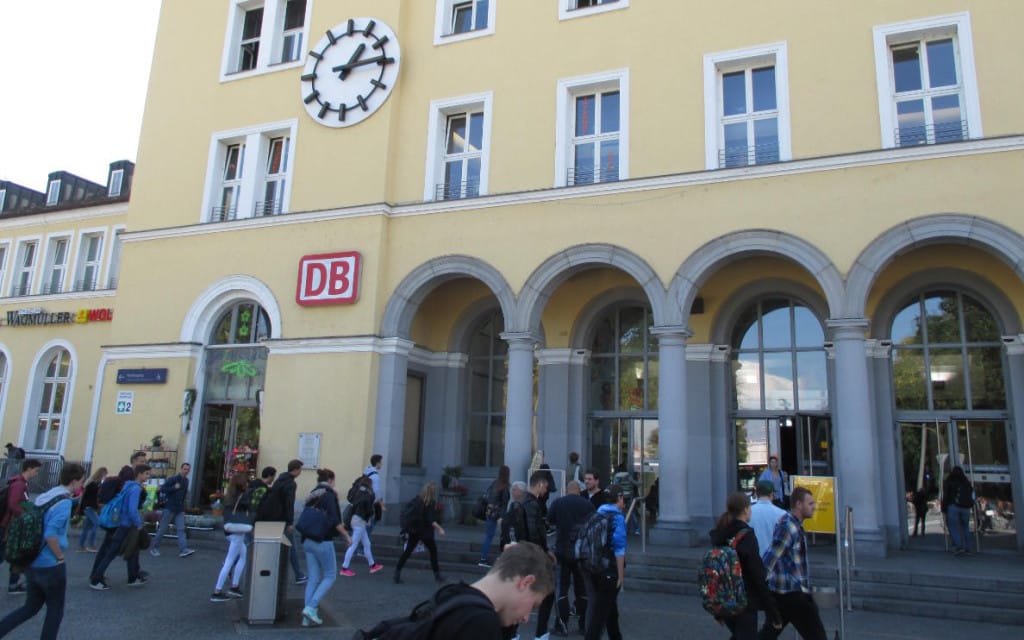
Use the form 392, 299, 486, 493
152, 509, 187, 553
947, 505, 973, 552
302, 538, 336, 610
289, 528, 305, 580
480, 518, 498, 561
0, 563, 66, 639
78, 507, 100, 548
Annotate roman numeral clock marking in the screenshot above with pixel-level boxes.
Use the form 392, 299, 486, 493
299, 17, 401, 128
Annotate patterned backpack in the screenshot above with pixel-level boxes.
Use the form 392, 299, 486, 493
697, 529, 749, 617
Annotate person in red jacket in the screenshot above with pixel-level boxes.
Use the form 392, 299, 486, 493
1, 459, 43, 594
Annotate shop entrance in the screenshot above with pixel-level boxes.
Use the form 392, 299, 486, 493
735, 414, 833, 493
588, 417, 659, 504
197, 404, 261, 506
899, 419, 1016, 551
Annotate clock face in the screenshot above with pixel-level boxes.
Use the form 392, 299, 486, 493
300, 17, 401, 128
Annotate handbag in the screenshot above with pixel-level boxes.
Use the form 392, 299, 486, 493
296, 497, 332, 542
223, 496, 253, 534
472, 493, 488, 520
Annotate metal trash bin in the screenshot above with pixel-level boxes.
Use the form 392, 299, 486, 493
244, 522, 291, 624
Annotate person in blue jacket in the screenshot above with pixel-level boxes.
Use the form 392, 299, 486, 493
89, 464, 150, 590
0, 462, 85, 639
584, 484, 627, 640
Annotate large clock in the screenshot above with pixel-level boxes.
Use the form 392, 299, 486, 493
300, 17, 401, 127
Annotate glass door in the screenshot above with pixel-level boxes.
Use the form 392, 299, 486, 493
196, 403, 261, 507
954, 419, 1015, 550
588, 417, 659, 496
796, 414, 832, 476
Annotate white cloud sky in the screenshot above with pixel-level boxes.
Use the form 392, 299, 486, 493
0, 0, 161, 190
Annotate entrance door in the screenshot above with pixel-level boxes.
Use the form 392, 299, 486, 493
197, 403, 261, 506
588, 417, 659, 498
735, 415, 831, 492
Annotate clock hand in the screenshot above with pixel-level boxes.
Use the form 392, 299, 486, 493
332, 43, 365, 80
332, 55, 394, 78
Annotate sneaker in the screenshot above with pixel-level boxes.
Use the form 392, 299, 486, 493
551, 619, 569, 637
76, 547, 90, 553
7, 585, 26, 595
149, 548, 161, 557
477, 560, 492, 568
339, 568, 356, 577
89, 580, 111, 591
227, 587, 244, 598
295, 575, 308, 585
369, 563, 384, 574
210, 591, 231, 603
127, 576, 149, 587
537, 634, 550, 640
179, 548, 196, 558
86, 547, 99, 553
302, 606, 323, 626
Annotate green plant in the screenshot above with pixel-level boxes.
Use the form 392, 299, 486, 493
442, 465, 463, 490
151, 435, 164, 448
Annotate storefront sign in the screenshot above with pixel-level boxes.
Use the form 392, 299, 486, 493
296, 251, 360, 306
792, 475, 837, 534
117, 368, 168, 384
2, 307, 114, 327
115, 391, 135, 415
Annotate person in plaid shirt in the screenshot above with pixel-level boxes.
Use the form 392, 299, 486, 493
758, 486, 827, 640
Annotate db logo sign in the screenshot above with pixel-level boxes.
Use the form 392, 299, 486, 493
296, 251, 361, 306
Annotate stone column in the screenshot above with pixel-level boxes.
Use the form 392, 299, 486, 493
502, 332, 538, 480
1002, 335, 1024, 552
828, 318, 885, 556
373, 337, 414, 517
649, 325, 695, 545
535, 349, 589, 475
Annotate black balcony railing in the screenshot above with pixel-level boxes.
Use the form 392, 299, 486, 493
435, 180, 481, 201
895, 120, 968, 148
719, 142, 780, 169
253, 200, 283, 217
566, 167, 620, 186
9, 283, 31, 297
40, 282, 64, 295
72, 278, 98, 293
210, 206, 238, 222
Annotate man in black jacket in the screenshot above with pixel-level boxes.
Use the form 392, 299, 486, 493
545, 480, 595, 636
272, 459, 306, 583
506, 472, 553, 640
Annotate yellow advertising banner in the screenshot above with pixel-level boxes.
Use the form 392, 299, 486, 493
791, 475, 836, 534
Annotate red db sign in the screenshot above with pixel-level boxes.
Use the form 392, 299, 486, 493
296, 251, 361, 306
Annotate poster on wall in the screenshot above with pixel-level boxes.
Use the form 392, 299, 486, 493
792, 475, 836, 534
115, 391, 135, 415
298, 432, 321, 469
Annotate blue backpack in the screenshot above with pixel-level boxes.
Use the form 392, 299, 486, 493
99, 485, 129, 529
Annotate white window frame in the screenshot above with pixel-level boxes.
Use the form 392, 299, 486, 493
0, 242, 9, 294
0, 347, 10, 437
46, 180, 60, 205
257, 136, 290, 216
104, 226, 126, 290
108, 169, 124, 197
202, 119, 298, 222
11, 237, 41, 297
555, 69, 629, 187
220, 0, 311, 82
703, 41, 791, 170
424, 92, 493, 201
0, 189, 6, 212
873, 12, 982, 150
278, 0, 308, 63
434, 0, 496, 45
559, 0, 628, 22
21, 343, 77, 454
73, 229, 106, 292
41, 234, 72, 295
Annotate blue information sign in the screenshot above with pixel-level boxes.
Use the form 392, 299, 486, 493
116, 368, 168, 384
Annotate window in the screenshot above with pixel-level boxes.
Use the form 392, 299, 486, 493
555, 69, 629, 187
33, 349, 72, 451
203, 120, 296, 222
222, 1, 309, 80
434, 0, 494, 44
0, 352, 7, 419
0, 189, 6, 212
205, 302, 270, 403
106, 230, 124, 289
108, 169, 124, 197
589, 305, 658, 412
42, 237, 70, 295
0, 243, 8, 293
467, 310, 507, 467
11, 240, 38, 296
424, 93, 493, 201
46, 180, 60, 205
704, 42, 790, 169
873, 13, 981, 149
74, 233, 104, 292
560, 0, 627, 21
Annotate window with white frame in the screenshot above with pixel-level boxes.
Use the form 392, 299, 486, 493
11, 240, 38, 296
203, 121, 296, 222
0, 189, 6, 212
555, 69, 629, 187
434, 0, 494, 44
0, 243, 8, 293
108, 169, 124, 197
222, 0, 310, 80
42, 237, 70, 295
424, 93, 492, 201
873, 13, 981, 149
33, 348, 72, 451
46, 180, 60, 205
560, 0, 627, 21
704, 42, 790, 170
0, 352, 7, 416
74, 233, 104, 292
106, 230, 124, 289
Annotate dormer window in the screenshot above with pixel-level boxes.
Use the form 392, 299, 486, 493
108, 169, 124, 197
46, 180, 60, 206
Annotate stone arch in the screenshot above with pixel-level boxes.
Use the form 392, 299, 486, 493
381, 255, 516, 339
180, 275, 283, 344
514, 244, 668, 340
846, 214, 1024, 319
668, 230, 845, 326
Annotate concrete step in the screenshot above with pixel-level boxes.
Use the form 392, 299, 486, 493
854, 596, 1024, 626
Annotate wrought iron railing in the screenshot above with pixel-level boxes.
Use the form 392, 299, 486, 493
210, 206, 238, 222
40, 282, 64, 295
566, 167, 620, 186
895, 120, 968, 147
253, 200, 283, 217
9, 283, 32, 297
435, 180, 481, 201
107, 276, 119, 290
72, 277, 98, 293
719, 142, 780, 168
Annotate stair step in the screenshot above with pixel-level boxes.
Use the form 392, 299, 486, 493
855, 597, 1024, 625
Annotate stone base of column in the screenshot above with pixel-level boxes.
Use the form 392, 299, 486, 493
649, 519, 697, 547
851, 526, 887, 558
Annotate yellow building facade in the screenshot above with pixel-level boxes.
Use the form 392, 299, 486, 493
6, 1, 1024, 554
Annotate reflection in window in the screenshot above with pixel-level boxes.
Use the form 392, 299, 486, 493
210, 302, 271, 345
589, 305, 658, 412
467, 310, 508, 466
35, 349, 72, 450
891, 290, 1005, 411
731, 298, 827, 411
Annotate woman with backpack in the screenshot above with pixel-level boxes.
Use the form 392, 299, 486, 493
707, 492, 781, 639
942, 466, 975, 555
340, 475, 383, 576
210, 472, 251, 602
76, 466, 107, 552
394, 481, 446, 584
298, 468, 352, 627
477, 465, 510, 567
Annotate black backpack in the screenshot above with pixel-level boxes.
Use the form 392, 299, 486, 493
399, 497, 424, 532
351, 587, 493, 640
573, 511, 616, 576
0, 478, 14, 524
256, 481, 287, 521
347, 471, 377, 504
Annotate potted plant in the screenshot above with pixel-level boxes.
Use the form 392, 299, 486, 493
441, 465, 463, 491
150, 435, 164, 451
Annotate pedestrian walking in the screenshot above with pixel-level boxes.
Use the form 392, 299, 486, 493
508, 471, 553, 640
708, 492, 781, 640
394, 482, 446, 584
758, 456, 789, 509
150, 463, 195, 558
478, 465, 510, 568
298, 468, 351, 627
340, 475, 383, 576
911, 487, 929, 536
1, 459, 43, 594
75, 467, 106, 553
546, 479, 595, 636
584, 485, 627, 640
758, 486, 827, 640
89, 464, 151, 590
363, 454, 385, 531
583, 469, 605, 511
749, 480, 787, 555
568, 452, 583, 485
0, 463, 84, 640
942, 466, 975, 555
210, 471, 251, 602
263, 459, 307, 584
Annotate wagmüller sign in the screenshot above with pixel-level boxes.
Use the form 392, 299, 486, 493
2, 307, 114, 327
296, 251, 361, 306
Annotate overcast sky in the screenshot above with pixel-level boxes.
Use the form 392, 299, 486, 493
0, 1, 161, 190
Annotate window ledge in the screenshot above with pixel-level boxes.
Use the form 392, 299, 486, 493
559, 0, 629, 21
219, 59, 304, 84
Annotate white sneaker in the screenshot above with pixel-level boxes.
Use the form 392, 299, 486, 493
149, 548, 161, 557
179, 548, 195, 558
536, 635, 550, 640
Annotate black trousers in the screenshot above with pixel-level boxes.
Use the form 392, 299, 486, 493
556, 556, 588, 628
584, 573, 621, 640
757, 592, 826, 640
395, 530, 439, 574
723, 607, 759, 640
